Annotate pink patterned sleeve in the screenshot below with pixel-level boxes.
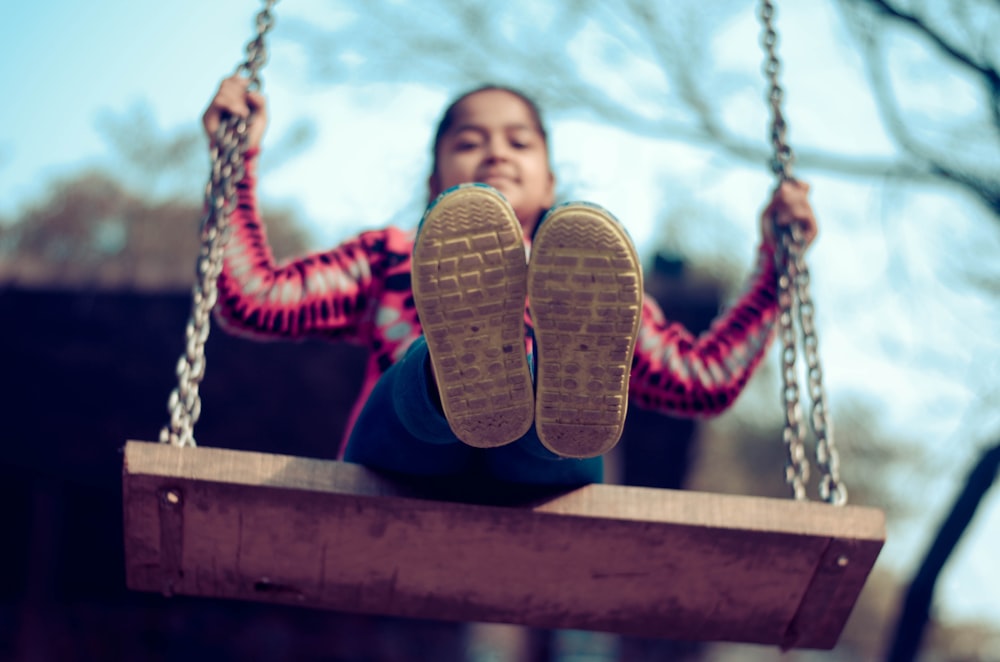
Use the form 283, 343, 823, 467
630, 246, 779, 417
213, 149, 382, 344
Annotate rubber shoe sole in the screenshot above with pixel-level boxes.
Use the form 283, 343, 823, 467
528, 203, 643, 458
412, 184, 534, 448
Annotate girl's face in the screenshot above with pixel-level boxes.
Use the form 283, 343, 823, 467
430, 89, 555, 234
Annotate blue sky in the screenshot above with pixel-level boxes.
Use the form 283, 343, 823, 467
1, 1, 254, 212
4, 0, 1000, 640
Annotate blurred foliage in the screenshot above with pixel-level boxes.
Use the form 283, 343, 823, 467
0, 168, 309, 286
0, 101, 314, 286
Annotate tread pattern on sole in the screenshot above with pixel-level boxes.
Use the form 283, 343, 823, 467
412, 186, 534, 448
528, 205, 642, 458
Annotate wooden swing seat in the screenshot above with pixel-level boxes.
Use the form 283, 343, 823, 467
123, 440, 884, 650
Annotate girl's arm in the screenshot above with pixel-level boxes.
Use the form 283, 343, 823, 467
630, 180, 817, 416
213, 150, 387, 343
202, 77, 392, 343
630, 245, 778, 416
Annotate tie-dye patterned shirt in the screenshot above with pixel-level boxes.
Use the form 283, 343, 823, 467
215, 152, 779, 456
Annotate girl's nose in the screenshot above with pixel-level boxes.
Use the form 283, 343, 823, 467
485, 135, 510, 161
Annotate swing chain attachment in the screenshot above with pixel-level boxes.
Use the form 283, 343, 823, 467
159, 0, 279, 448
759, 0, 793, 182
759, 0, 846, 506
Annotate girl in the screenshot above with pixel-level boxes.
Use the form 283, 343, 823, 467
203, 77, 818, 485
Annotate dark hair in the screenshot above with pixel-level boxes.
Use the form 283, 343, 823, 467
430, 85, 549, 176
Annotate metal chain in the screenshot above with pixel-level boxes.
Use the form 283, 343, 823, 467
759, 0, 846, 505
159, 0, 279, 447
794, 248, 846, 505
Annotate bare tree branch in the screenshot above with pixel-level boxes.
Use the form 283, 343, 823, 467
281, 0, 998, 216
837, 0, 1000, 215
862, 0, 999, 118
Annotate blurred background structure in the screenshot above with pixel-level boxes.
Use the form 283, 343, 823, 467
1, 1, 998, 660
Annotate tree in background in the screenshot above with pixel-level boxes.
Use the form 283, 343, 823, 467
838, 0, 998, 218
280, 0, 997, 220
0, 104, 315, 286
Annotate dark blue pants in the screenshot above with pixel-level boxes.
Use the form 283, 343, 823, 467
344, 336, 602, 485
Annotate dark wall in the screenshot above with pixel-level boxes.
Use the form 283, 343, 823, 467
2, 287, 468, 662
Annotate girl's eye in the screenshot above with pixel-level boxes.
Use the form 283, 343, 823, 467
509, 133, 536, 149
452, 133, 482, 151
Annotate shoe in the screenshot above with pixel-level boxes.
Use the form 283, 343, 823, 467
412, 183, 534, 448
528, 202, 642, 458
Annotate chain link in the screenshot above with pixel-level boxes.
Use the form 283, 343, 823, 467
759, 0, 793, 182
759, 0, 846, 505
159, 0, 279, 448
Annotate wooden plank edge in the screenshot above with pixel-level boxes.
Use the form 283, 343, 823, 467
124, 441, 887, 541
781, 535, 885, 649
